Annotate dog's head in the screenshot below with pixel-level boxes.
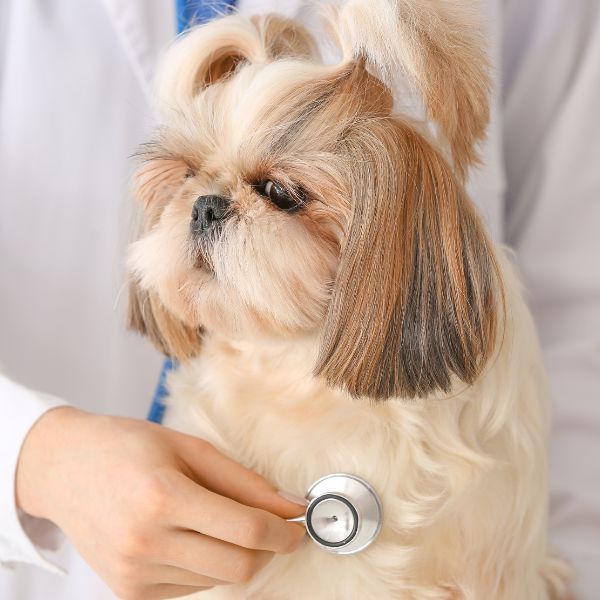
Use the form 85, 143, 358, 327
128, 3, 503, 400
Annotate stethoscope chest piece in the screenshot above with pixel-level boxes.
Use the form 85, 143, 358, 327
288, 473, 383, 555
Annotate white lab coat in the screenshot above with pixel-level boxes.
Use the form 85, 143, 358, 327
0, 1, 598, 599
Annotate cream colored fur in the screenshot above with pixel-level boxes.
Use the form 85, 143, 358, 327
127, 1, 570, 597
162, 254, 568, 600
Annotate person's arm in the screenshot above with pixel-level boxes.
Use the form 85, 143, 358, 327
502, 1, 600, 597
13, 405, 306, 599
0, 374, 68, 573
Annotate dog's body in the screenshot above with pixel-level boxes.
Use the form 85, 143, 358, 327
127, 2, 570, 597
162, 254, 566, 600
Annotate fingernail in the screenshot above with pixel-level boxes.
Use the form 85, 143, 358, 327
277, 489, 309, 506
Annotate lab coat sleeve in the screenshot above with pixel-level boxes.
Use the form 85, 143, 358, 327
0, 374, 68, 574
502, 1, 600, 598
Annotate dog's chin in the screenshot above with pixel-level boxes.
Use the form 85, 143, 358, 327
176, 243, 329, 340
176, 274, 322, 343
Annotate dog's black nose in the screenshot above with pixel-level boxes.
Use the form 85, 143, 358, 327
191, 195, 229, 234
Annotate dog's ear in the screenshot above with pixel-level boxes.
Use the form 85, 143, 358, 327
156, 14, 317, 109
127, 158, 202, 361
315, 118, 503, 400
328, 0, 490, 179
127, 282, 201, 360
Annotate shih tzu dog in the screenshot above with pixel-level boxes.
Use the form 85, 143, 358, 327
127, 1, 570, 598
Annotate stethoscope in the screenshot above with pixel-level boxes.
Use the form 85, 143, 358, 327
286, 474, 383, 555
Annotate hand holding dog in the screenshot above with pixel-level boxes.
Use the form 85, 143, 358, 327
15, 407, 306, 599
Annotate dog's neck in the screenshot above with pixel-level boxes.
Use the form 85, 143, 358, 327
204, 329, 322, 380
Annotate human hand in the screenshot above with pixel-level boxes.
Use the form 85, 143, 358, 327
16, 407, 306, 599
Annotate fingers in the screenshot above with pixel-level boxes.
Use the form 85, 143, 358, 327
160, 529, 274, 584
169, 472, 305, 554
109, 569, 214, 599
174, 434, 307, 519
141, 583, 212, 599
141, 564, 227, 588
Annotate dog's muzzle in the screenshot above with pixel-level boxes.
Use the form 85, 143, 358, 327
191, 194, 230, 236
286, 473, 383, 554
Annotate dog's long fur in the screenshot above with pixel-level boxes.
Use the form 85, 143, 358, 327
127, 2, 570, 598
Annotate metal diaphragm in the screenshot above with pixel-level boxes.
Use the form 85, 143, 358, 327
287, 473, 383, 555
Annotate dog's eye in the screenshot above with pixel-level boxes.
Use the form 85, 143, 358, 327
183, 167, 195, 180
255, 180, 304, 212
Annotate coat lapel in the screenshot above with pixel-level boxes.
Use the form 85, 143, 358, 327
100, 0, 175, 100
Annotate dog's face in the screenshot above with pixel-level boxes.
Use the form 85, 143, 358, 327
128, 14, 502, 400
129, 57, 360, 341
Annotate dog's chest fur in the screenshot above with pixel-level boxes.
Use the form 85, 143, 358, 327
164, 335, 408, 505
161, 315, 559, 600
